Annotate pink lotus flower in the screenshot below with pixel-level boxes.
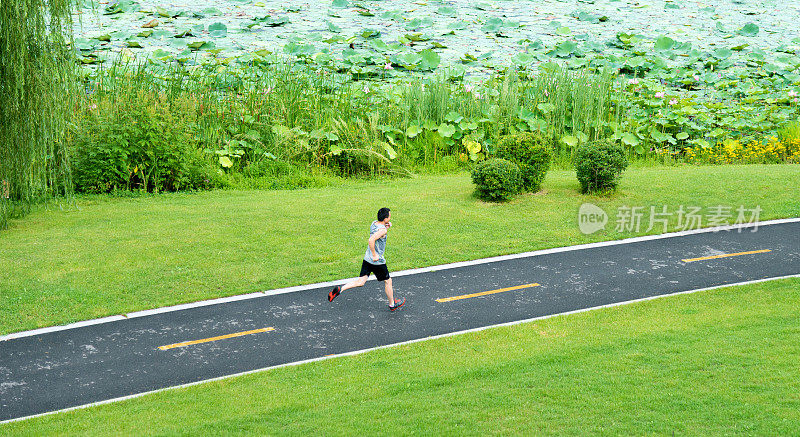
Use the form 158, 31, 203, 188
655, 91, 665, 98
627, 78, 639, 85
669, 98, 678, 106
89, 103, 98, 110
383, 62, 393, 70
464, 84, 474, 93
693, 74, 700, 81
544, 89, 549, 97
789, 90, 798, 97
363, 85, 370, 93
794, 98, 799, 103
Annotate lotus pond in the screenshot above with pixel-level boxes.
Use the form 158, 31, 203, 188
69, 0, 800, 183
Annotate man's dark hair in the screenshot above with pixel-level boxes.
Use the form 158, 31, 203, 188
377, 207, 391, 221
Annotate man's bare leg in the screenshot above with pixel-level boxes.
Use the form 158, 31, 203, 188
340, 275, 368, 293
384, 278, 394, 305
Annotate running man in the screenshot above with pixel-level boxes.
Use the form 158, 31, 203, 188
328, 207, 405, 311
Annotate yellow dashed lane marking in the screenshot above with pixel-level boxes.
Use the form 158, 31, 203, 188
158, 327, 275, 351
682, 249, 771, 263
436, 283, 540, 303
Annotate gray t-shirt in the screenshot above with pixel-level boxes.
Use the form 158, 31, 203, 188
364, 221, 388, 265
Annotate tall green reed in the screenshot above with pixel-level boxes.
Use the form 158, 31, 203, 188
77, 58, 625, 183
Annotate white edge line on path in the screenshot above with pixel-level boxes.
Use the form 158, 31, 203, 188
0, 316, 127, 342
2, 273, 799, 426
2, 217, 798, 342
125, 292, 266, 319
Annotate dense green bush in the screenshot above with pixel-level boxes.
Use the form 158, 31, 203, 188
494, 132, 553, 192
242, 158, 301, 178
71, 93, 215, 193
429, 155, 462, 174
574, 139, 629, 193
471, 158, 522, 201
229, 158, 337, 189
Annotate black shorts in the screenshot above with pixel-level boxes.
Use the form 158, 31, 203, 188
360, 260, 390, 281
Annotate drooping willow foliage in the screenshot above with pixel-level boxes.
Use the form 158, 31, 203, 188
0, 0, 77, 229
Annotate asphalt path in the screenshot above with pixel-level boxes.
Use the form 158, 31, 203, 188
1, 220, 799, 423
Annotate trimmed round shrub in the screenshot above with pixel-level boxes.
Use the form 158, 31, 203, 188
471, 158, 523, 201
573, 139, 629, 193
494, 132, 553, 192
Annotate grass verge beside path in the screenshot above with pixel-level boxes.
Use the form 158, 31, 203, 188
2, 164, 799, 334
4, 277, 799, 434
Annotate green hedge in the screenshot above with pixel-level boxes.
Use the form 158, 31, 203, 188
471, 158, 522, 201
494, 132, 553, 192
573, 139, 629, 193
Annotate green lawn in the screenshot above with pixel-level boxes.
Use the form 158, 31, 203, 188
1, 164, 799, 334
4, 277, 799, 435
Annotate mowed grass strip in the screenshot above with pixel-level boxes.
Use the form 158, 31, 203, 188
4, 278, 799, 435
1, 164, 799, 334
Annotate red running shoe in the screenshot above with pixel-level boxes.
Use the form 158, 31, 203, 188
389, 297, 405, 311
328, 285, 341, 302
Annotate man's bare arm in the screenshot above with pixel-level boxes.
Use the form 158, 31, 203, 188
368, 228, 388, 260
